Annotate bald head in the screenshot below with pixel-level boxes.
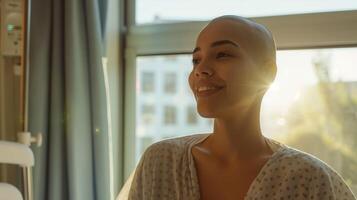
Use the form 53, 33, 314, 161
196, 15, 277, 83
211, 15, 276, 64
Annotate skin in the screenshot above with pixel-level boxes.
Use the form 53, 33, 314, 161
188, 16, 278, 200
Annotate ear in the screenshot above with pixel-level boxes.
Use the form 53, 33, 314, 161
263, 59, 277, 84
269, 61, 277, 82
254, 60, 277, 94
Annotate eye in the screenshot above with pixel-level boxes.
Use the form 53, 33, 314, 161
192, 58, 200, 65
216, 52, 231, 59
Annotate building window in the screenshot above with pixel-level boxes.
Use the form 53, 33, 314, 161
186, 105, 198, 125
142, 104, 155, 125
164, 105, 177, 125
164, 72, 177, 94
141, 72, 155, 93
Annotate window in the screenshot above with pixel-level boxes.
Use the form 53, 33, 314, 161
132, 48, 357, 192
163, 72, 177, 94
186, 105, 198, 125
134, 55, 213, 162
123, 5, 357, 192
141, 72, 155, 93
136, 0, 357, 24
163, 105, 177, 125
138, 136, 153, 159
185, 71, 192, 93
141, 104, 155, 125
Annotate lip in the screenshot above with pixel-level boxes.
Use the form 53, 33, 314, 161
195, 86, 224, 98
193, 79, 225, 98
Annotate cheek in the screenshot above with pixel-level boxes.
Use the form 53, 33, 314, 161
223, 65, 254, 97
222, 64, 249, 86
188, 72, 195, 91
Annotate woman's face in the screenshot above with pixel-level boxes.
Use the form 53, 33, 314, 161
188, 20, 267, 118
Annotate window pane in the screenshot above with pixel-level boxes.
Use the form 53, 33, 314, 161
163, 105, 177, 125
136, 0, 357, 24
136, 47, 357, 193
164, 72, 177, 93
141, 71, 155, 93
141, 104, 155, 125
187, 105, 198, 125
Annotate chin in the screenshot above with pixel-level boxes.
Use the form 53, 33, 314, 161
197, 105, 219, 118
198, 112, 215, 118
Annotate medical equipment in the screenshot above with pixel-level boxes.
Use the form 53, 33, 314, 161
0, 140, 34, 200
1, 0, 22, 56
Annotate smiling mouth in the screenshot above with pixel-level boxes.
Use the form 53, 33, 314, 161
196, 86, 224, 97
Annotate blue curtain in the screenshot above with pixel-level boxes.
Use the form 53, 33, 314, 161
28, 0, 110, 199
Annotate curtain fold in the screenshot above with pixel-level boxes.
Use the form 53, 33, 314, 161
28, 0, 110, 199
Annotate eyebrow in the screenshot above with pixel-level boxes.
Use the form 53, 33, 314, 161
192, 40, 239, 54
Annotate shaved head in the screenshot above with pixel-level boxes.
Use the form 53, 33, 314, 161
210, 15, 276, 67
196, 15, 277, 84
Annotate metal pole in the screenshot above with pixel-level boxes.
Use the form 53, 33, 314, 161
22, 0, 34, 199
23, 0, 34, 198
22, 167, 33, 200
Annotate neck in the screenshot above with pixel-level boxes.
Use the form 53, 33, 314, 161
209, 97, 271, 161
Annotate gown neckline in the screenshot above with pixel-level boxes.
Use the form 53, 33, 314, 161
187, 133, 288, 200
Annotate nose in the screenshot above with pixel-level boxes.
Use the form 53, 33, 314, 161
194, 60, 214, 77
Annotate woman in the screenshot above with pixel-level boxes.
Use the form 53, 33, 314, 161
121, 16, 356, 200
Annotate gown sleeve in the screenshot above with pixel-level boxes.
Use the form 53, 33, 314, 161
121, 143, 161, 200
117, 149, 148, 200
116, 169, 135, 200
309, 165, 356, 200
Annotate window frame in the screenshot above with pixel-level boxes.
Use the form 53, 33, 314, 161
122, 9, 357, 180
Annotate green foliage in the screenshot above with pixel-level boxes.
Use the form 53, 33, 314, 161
281, 51, 357, 190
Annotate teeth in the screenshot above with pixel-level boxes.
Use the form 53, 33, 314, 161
197, 86, 217, 92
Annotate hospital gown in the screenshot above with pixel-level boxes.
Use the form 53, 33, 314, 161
118, 134, 356, 200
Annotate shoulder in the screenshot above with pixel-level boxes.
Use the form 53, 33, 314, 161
133, 133, 208, 173
128, 134, 207, 198
141, 133, 208, 160
275, 147, 342, 180
277, 147, 343, 176
276, 147, 333, 171
273, 147, 356, 199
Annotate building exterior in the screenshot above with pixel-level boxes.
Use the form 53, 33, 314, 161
136, 55, 212, 159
